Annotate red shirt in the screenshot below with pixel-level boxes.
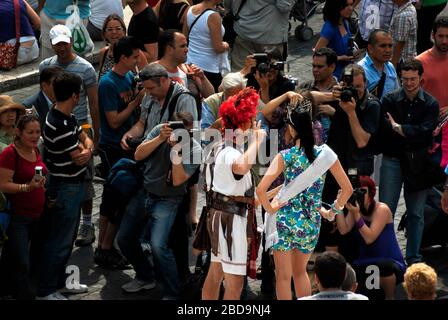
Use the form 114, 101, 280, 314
146, 0, 159, 7
0, 144, 48, 218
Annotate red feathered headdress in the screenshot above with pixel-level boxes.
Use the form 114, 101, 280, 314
219, 87, 259, 130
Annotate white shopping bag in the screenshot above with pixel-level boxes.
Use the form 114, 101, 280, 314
65, 2, 94, 56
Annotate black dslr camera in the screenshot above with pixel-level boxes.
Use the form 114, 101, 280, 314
340, 66, 358, 102
252, 53, 289, 74
347, 168, 367, 206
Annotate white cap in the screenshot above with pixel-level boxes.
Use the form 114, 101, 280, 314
49, 24, 72, 45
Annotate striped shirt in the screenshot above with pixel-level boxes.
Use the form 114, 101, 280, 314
43, 108, 86, 180
389, 1, 417, 61
358, 0, 395, 41
39, 55, 97, 123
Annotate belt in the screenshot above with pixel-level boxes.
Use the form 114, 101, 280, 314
209, 191, 253, 217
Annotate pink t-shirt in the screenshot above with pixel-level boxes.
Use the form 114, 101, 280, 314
0, 144, 48, 218
417, 49, 448, 167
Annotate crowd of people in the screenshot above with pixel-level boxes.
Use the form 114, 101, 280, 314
0, 0, 448, 301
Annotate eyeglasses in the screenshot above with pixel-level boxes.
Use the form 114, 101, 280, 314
106, 27, 124, 33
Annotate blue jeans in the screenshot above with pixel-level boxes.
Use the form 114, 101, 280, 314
117, 189, 154, 282
379, 156, 428, 264
36, 179, 85, 297
145, 194, 182, 299
0, 214, 39, 299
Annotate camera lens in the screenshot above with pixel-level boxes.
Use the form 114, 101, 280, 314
340, 89, 353, 102
258, 62, 270, 74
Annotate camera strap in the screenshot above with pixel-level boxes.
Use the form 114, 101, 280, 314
159, 82, 176, 122
187, 8, 215, 43
372, 71, 386, 99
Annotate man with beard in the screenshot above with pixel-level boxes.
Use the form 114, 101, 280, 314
379, 59, 439, 265
417, 16, 448, 169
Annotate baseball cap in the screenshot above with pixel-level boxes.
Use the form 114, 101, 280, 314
49, 25, 72, 45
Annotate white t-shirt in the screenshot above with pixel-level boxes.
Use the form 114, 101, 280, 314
208, 146, 252, 197
89, 0, 124, 29
298, 290, 369, 300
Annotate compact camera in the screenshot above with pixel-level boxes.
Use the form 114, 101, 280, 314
340, 66, 358, 102
252, 53, 289, 74
168, 121, 185, 130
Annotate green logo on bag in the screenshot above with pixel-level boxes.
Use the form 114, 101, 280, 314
72, 26, 87, 54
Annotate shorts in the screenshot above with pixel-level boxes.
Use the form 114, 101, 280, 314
82, 158, 95, 201
209, 209, 247, 276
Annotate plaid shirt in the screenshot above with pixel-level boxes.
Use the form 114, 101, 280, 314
389, 1, 417, 61
359, 0, 396, 41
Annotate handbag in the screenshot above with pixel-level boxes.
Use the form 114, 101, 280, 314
192, 205, 211, 255
222, 0, 248, 47
0, 0, 21, 70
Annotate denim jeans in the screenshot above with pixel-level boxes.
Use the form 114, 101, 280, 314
379, 156, 428, 264
145, 194, 183, 299
36, 178, 85, 297
117, 189, 154, 282
0, 214, 39, 299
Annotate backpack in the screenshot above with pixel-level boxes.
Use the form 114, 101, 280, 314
104, 158, 144, 198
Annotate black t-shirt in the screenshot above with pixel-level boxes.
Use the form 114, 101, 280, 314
128, 6, 159, 46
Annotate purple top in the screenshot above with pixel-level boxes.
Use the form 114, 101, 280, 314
354, 222, 407, 275
0, 0, 35, 42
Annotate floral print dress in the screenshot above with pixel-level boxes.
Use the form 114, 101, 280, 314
273, 145, 325, 253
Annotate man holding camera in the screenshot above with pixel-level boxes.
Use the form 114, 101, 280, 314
93, 36, 146, 268
241, 52, 296, 104
120, 112, 201, 300
318, 64, 381, 261
225, 0, 295, 71
121, 63, 198, 149
379, 59, 439, 265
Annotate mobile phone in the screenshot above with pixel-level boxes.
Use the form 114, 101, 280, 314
34, 166, 43, 182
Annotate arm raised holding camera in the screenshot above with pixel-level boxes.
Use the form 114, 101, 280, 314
134, 124, 172, 161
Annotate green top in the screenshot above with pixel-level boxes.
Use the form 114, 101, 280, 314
0, 130, 15, 153
422, 0, 447, 7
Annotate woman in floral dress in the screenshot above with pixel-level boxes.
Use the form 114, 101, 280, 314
256, 91, 353, 300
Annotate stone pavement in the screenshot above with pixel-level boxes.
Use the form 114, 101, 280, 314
2, 5, 448, 300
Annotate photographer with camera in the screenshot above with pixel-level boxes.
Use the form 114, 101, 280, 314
335, 175, 406, 300
240, 51, 296, 104
318, 64, 381, 261
121, 63, 198, 150
119, 112, 201, 300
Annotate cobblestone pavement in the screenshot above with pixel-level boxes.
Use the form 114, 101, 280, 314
3, 6, 448, 300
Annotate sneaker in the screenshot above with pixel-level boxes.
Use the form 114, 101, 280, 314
121, 279, 156, 293
36, 292, 68, 300
59, 283, 88, 294
75, 224, 95, 247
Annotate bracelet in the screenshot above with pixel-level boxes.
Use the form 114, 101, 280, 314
331, 201, 344, 215
18, 184, 28, 193
355, 217, 365, 229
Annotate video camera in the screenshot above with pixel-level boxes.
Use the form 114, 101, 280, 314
340, 66, 358, 103
347, 168, 367, 206
252, 53, 289, 74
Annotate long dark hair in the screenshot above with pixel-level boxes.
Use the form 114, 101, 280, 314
288, 109, 315, 163
323, 0, 349, 26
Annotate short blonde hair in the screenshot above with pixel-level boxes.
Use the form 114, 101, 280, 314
404, 263, 437, 300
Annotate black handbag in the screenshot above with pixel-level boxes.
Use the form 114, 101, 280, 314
222, 0, 248, 47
